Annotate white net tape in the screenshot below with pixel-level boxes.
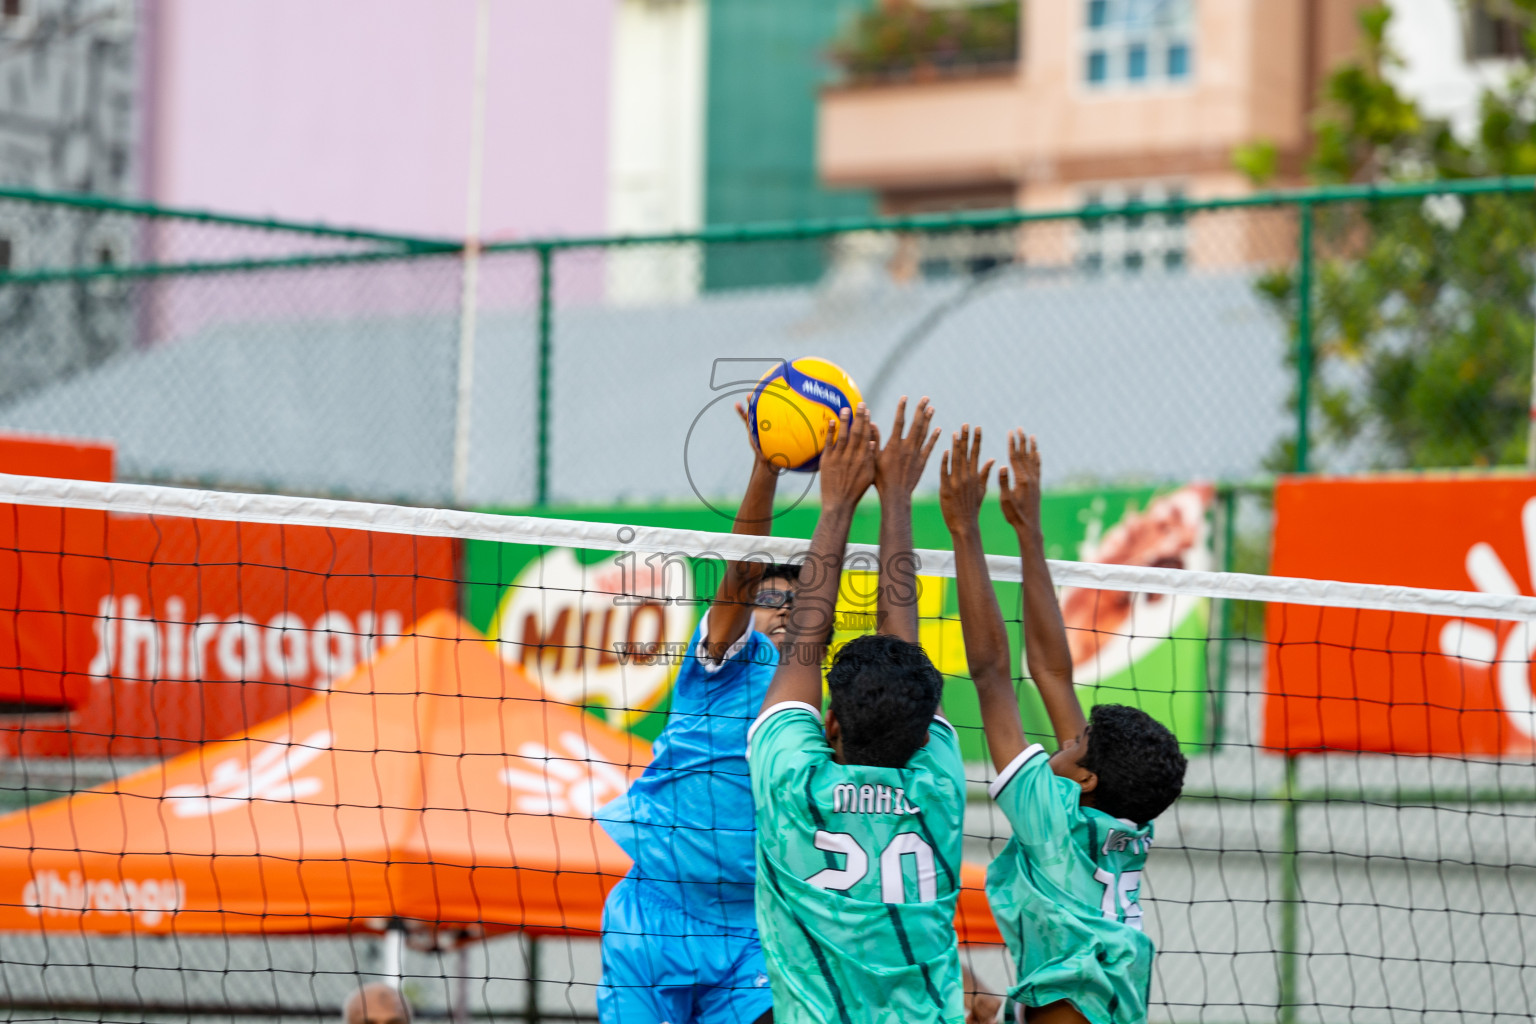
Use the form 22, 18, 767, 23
4, 472, 1533, 621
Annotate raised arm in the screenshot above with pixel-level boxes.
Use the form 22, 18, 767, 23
701, 403, 781, 661
939, 425, 1026, 772
760, 404, 878, 712
998, 431, 1087, 748
874, 396, 940, 644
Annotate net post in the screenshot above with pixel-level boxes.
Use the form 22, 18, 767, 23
382, 921, 406, 991
1278, 754, 1301, 1024
1210, 483, 1237, 748
1294, 201, 1315, 474
536, 244, 554, 506
524, 935, 542, 1024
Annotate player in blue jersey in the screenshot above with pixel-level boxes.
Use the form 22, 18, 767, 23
595, 404, 795, 1024
939, 426, 1187, 1024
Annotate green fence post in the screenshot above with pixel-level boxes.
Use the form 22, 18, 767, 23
1294, 201, 1315, 476
1211, 484, 1237, 748
1277, 198, 1314, 1024
1278, 755, 1301, 1024
536, 245, 553, 507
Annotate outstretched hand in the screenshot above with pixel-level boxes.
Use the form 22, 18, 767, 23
875, 396, 940, 498
819, 404, 878, 512
939, 424, 994, 531
735, 401, 780, 473
997, 429, 1043, 534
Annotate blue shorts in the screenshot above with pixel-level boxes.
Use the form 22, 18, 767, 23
597, 874, 773, 1024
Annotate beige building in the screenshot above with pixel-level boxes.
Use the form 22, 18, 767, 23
818, 0, 1380, 269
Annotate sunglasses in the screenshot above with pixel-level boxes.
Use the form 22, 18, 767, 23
753, 588, 795, 609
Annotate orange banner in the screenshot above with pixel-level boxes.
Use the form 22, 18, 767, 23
1265, 476, 1536, 757
0, 432, 116, 712
0, 507, 456, 759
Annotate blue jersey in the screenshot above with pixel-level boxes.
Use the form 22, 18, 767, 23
597, 610, 779, 930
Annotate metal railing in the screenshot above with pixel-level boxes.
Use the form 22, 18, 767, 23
3, 176, 1532, 508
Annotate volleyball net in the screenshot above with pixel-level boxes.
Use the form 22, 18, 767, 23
1, 472, 1534, 1023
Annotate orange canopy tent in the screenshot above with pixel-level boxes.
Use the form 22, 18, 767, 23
0, 609, 1001, 945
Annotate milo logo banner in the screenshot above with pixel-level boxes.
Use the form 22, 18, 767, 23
462, 484, 1213, 757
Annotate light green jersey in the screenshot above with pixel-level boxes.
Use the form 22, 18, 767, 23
986, 744, 1156, 1024
747, 701, 967, 1024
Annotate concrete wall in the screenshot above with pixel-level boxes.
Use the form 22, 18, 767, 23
142, 0, 614, 243
0, 0, 138, 405
605, 0, 706, 305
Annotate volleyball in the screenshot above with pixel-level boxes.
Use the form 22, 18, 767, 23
748, 357, 864, 472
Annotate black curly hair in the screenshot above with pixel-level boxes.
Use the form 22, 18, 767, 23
826, 633, 943, 769
757, 563, 802, 586
1079, 703, 1187, 826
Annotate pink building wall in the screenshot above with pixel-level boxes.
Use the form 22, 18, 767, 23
144, 0, 614, 243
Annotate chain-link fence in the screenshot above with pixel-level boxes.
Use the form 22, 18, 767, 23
8, 179, 1528, 509
0, 187, 463, 500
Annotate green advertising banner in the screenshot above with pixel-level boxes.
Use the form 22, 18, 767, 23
462, 484, 1212, 763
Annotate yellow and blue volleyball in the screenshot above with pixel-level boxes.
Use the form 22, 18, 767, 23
748, 358, 864, 472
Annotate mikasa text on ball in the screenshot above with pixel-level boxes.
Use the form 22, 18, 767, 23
748, 358, 864, 472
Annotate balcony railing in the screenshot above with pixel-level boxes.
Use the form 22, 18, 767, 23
829, 0, 1020, 85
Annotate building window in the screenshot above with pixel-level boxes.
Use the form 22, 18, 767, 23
1077, 183, 1187, 273
1084, 0, 1194, 88
1087, 50, 1109, 82
0, 237, 11, 273
1468, 2, 1529, 59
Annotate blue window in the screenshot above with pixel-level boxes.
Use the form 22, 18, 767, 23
1087, 50, 1109, 83
1168, 42, 1190, 79
1127, 44, 1148, 80
1084, 0, 1194, 87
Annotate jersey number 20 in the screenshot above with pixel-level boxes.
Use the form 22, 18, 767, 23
806, 830, 937, 903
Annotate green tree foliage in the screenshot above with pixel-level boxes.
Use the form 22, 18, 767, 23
1247, 2, 1536, 470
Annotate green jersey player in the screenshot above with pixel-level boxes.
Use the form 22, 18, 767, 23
749, 399, 968, 1024
938, 426, 1187, 1024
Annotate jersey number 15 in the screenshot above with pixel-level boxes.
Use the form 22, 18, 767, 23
806, 830, 938, 903
1094, 867, 1145, 930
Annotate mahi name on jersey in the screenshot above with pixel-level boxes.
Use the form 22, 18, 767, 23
830, 782, 922, 816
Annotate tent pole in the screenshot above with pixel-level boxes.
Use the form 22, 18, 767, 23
382, 924, 405, 991
453, 944, 469, 1024
524, 935, 541, 1024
